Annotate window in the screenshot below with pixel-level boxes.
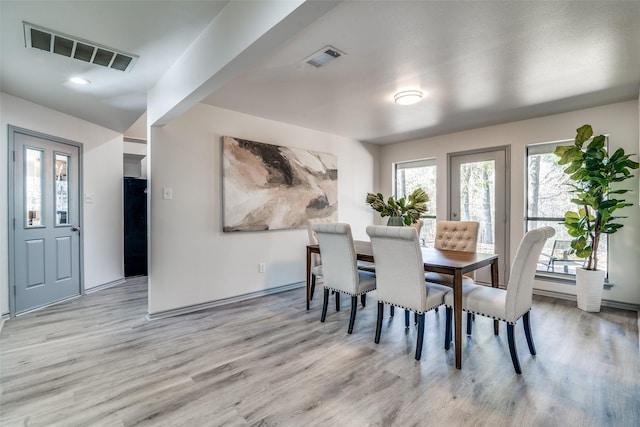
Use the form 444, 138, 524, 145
395, 159, 437, 246
526, 140, 608, 277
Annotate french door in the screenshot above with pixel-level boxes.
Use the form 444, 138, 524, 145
9, 127, 82, 314
449, 147, 509, 285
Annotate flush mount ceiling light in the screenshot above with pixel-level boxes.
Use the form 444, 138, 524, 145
69, 76, 90, 85
394, 90, 423, 105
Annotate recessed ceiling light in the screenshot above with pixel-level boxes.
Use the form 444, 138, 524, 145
394, 90, 423, 105
70, 76, 90, 85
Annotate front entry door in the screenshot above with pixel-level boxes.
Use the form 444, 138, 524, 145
449, 147, 509, 285
10, 127, 82, 314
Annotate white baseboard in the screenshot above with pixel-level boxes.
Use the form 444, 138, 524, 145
0, 313, 9, 334
146, 281, 305, 321
533, 289, 639, 312
84, 278, 126, 294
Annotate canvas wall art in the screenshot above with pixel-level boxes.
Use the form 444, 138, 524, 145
222, 136, 338, 232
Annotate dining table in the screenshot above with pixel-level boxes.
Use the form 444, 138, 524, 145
306, 240, 499, 369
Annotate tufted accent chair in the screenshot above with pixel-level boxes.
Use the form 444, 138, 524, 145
313, 223, 377, 334
426, 221, 480, 288
433, 220, 479, 252
426, 221, 480, 325
366, 225, 448, 360
443, 226, 555, 374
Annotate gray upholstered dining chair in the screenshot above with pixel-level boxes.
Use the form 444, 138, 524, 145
443, 226, 555, 374
366, 225, 448, 360
313, 223, 377, 334
306, 219, 329, 301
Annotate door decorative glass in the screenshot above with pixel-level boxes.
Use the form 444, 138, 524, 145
55, 153, 70, 225
25, 148, 43, 227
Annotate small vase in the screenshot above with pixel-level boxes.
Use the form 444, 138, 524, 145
387, 216, 405, 226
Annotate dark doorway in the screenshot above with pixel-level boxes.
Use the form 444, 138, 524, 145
124, 177, 147, 277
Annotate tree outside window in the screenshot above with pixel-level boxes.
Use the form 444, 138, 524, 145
395, 159, 437, 246
526, 141, 608, 276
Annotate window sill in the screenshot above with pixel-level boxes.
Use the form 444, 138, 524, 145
535, 272, 613, 290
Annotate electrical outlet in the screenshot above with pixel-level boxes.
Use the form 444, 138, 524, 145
162, 187, 173, 200
259, 263, 266, 273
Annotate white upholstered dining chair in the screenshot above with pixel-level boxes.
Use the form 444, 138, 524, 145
443, 226, 555, 374
366, 225, 448, 360
313, 223, 377, 334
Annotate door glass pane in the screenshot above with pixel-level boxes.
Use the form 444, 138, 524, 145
25, 148, 43, 227
55, 153, 69, 225
459, 160, 495, 253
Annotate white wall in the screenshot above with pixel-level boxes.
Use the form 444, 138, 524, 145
147, 103, 378, 314
123, 142, 147, 179
125, 112, 147, 140
379, 100, 640, 306
1, 92, 125, 314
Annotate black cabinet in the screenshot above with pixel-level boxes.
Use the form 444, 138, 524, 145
124, 177, 147, 277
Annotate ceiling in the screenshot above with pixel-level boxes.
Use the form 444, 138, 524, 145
0, 1, 230, 132
2, 1, 640, 145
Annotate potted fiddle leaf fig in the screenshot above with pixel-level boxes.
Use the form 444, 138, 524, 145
365, 187, 428, 226
554, 124, 639, 312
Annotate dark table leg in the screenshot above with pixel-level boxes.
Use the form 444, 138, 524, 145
454, 269, 463, 369
492, 260, 499, 335
306, 246, 311, 310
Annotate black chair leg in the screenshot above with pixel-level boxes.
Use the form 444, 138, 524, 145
415, 313, 425, 360
523, 311, 537, 355
348, 296, 357, 334
467, 312, 473, 335
361, 294, 367, 308
404, 310, 410, 328
310, 274, 316, 301
321, 288, 329, 322
444, 307, 452, 350
375, 302, 384, 343
390, 305, 395, 316
335, 292, 340, 311
507, 323, 522, 374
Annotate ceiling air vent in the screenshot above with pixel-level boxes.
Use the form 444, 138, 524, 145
23, 22, 138, 72
303, 46, 345, 68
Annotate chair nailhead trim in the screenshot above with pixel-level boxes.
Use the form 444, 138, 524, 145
324, 286, 370, 297
377, 300, 441, 315
443, 305, 524, 325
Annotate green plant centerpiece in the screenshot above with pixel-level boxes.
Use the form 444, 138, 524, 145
365, 187, 428, 226
554, 124, 638, 270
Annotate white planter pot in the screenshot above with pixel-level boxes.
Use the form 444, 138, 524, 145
575, 268, 605, 312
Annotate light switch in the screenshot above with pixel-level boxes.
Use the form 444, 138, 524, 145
162, 187, 173, 200
84, 193, 94, 204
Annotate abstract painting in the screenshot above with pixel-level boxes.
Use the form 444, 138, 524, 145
222, 136, 338, 232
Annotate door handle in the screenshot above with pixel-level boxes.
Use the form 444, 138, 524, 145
452, 212, 458, 218
72, 226, 80, 232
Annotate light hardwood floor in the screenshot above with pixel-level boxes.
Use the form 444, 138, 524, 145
1, 277, 638, 426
